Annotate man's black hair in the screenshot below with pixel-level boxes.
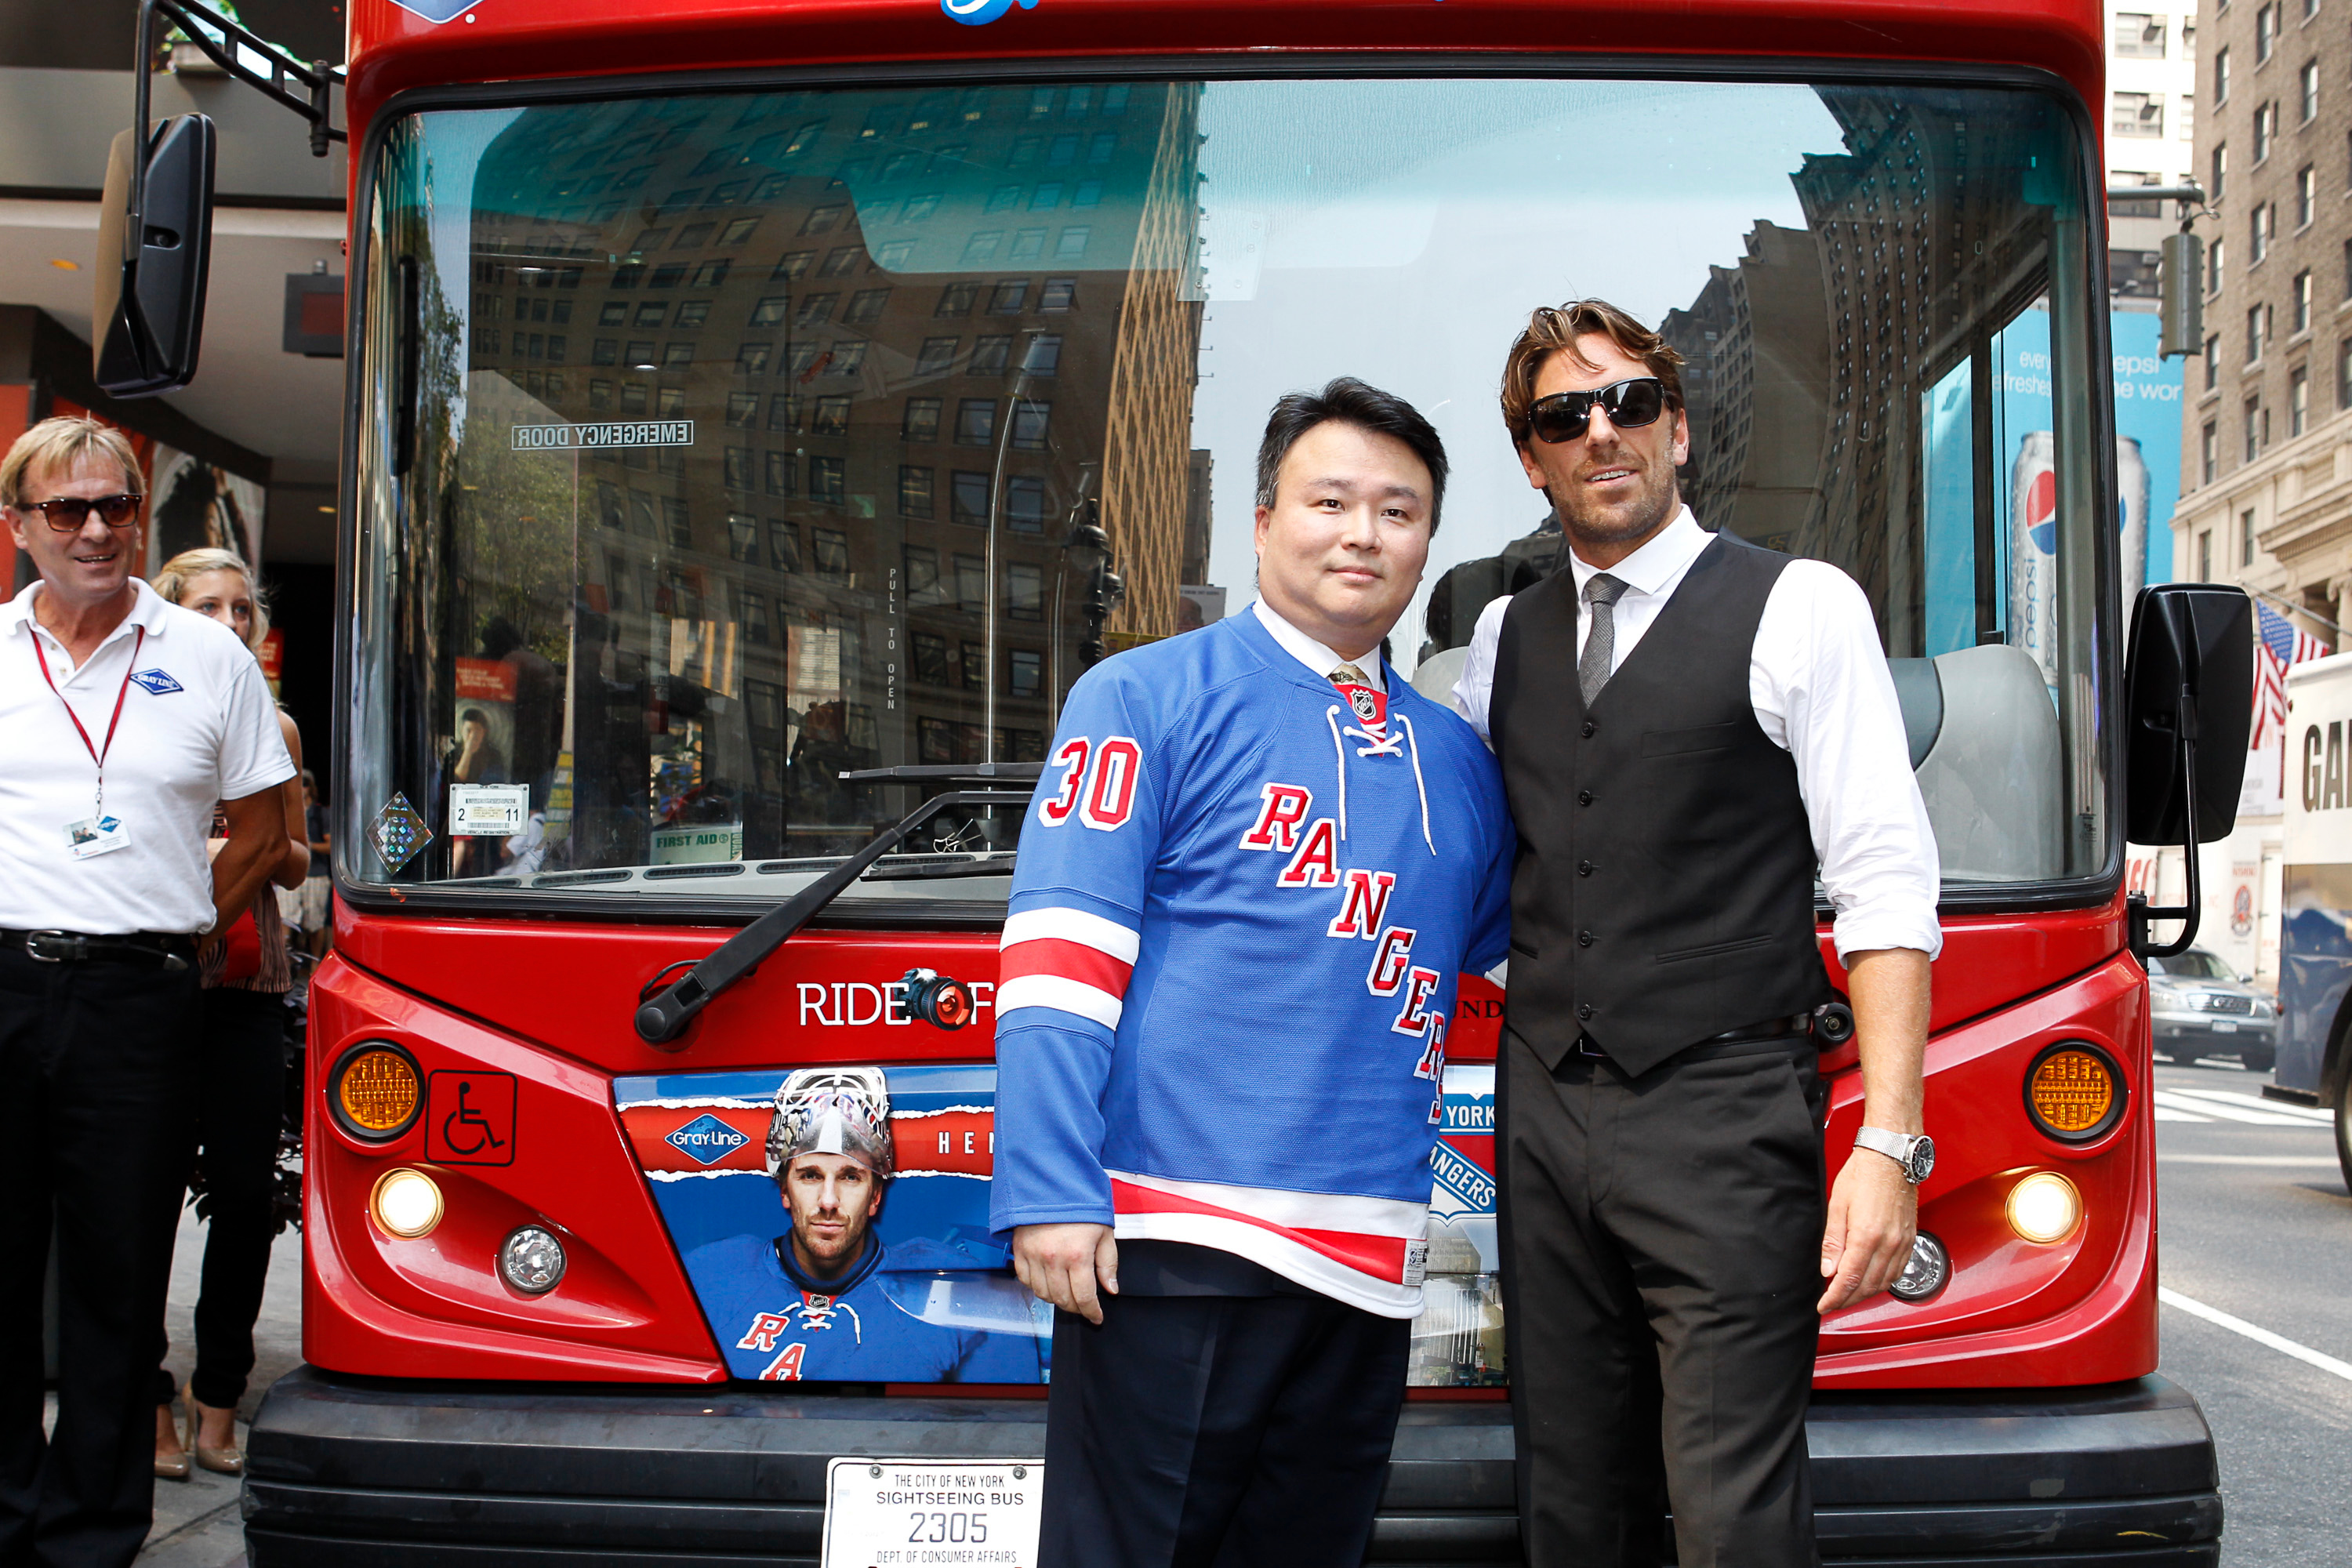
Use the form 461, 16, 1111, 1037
459, 706, 488, 726
1254, 376, 1448, 534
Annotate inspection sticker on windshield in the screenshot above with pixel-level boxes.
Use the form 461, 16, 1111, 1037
821, 1457, 1042, 1567
449, 784, 531, 837
510, 420, 694, 451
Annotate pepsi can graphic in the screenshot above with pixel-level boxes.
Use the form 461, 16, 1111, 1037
2116, 434, 2150, 601
2009, 430, 2060, 691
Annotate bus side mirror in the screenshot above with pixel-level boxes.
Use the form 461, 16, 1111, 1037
2123, 582, 2253, 956
94, 114, 216, 397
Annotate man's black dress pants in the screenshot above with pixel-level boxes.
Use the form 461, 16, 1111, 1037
1497, 1028, 1829, 1568
1039, 1287, 1409, 1568
0, 949, 198, 1568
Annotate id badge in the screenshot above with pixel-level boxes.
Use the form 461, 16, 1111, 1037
64, 815, 130, 859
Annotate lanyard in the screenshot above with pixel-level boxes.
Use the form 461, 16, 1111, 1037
32, 625, 143, 815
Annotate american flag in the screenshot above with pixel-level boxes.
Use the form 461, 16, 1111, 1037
2252, 602, 2332, 753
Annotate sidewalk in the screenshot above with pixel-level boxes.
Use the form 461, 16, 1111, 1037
136, 1202, 303, 1566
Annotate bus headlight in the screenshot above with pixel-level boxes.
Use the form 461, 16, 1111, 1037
332, 1040, 423, 1142
2024, 1043, 2124, 1143
371, 1167, 444, 1239
1887, 1231, 1951, 1301
2005, 1171, 2082, 1244
499, 1225, 568, 1294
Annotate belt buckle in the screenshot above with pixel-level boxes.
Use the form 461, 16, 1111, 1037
25, 931, 86, 963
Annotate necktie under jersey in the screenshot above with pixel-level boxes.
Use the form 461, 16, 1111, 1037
1328, 663, 1386, 732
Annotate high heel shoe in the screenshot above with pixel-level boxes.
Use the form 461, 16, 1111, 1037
154, 1402, 191, 1482
183, 1385, 245, 1476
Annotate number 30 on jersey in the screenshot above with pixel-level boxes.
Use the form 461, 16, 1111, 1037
1036, 736, 1142, 831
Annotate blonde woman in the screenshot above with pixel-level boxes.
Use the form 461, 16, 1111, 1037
147, 548, 307, 1479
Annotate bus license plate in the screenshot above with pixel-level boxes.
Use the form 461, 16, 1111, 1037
2211, 1019, 2237, 1033
822, 1457, 1044, 1567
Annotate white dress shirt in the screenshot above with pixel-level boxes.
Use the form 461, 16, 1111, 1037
0, 579, 295, 935
1252, 598, 1385, 692
1450, 507, 1942, 960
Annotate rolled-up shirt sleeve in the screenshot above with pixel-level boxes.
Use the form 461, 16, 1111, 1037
1755, 563, 1943, 961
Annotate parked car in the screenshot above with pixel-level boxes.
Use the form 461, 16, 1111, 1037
2148, 949, 2277, 1071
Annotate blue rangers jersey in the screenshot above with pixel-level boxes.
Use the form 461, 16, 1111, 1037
684, 1234, 1046, 1383
989, 608, 1512, 1317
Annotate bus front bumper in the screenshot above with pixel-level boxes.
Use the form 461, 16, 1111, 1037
242, 1367, 2220, 1566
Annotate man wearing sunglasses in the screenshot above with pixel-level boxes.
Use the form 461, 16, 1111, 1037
0, 417, 292, 1568
1450, 302, 1939, 1568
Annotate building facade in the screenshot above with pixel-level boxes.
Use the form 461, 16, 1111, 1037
2107, 6, 2203, 290
2165, 0, 2352, 986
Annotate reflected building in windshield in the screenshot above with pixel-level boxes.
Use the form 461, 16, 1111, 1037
437, 83, 1203, 869
1659, 89, 2082, 660
354, 74, 2109, 898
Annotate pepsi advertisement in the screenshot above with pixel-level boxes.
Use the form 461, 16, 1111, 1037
1923, 307, 2183, 666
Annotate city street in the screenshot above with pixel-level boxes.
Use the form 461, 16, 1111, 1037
2151, 1058, 2352, 1567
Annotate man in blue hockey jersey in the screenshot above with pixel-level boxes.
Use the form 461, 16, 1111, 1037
688, 1069, 1043, 1384
992, 379, 1515, 1566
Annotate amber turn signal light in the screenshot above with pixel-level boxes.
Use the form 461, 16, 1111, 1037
2024, 1043, 2124, 1143
331, 1041, 423, 1142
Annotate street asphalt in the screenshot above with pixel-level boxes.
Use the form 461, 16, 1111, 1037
99, 1058, 2352, 1566
2150, 1056, 2352, 1567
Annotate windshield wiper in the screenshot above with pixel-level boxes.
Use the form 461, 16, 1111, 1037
631, 765, 1039, 1046
838, 763, 1045, 786
862, 853, 1019, 882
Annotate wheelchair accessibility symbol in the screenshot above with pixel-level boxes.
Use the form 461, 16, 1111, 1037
426, 1070, 517, 1166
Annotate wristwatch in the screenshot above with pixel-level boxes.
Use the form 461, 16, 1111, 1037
1853, 1127, 1936, 1185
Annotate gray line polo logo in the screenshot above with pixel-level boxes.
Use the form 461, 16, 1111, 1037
666, 1112, 751, 1166
129, 669, 183, 695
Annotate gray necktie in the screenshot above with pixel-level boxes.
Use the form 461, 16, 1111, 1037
1579, 573, 1628, 707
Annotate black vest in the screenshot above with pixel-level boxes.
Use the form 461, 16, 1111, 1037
1490, 531, 1832, 1076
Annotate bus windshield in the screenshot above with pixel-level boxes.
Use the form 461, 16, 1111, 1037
344, 74, 2105, 909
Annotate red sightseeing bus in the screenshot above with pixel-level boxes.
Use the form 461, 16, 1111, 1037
107, 0, 2256, 1559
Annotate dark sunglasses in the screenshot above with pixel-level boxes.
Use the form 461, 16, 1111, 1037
18, 495, 143, 532
1527, 378, 1667, 444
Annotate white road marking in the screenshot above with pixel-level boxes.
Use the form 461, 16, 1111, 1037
2162, 1088, 2336, 1125
2159, 1288, 2352, 1385
2154, 1106, 2213, 1122
2158, 1154, 2343, 1166
2151, 1091, 2315, 1126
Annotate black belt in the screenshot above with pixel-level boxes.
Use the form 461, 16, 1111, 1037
1577, 1011, 1816, 1061
0, 929, 196, 971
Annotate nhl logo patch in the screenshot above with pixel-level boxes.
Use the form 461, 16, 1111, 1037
1336, 681, 1386, 733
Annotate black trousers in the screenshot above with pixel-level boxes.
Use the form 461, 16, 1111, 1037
1039, 1291, 1410, 1568
0, 949, 198, 1568
1497, 1029, 1828, 1568
154, 986, 286, 1413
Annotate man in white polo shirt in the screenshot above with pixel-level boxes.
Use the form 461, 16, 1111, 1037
0, 417, 292, 1568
